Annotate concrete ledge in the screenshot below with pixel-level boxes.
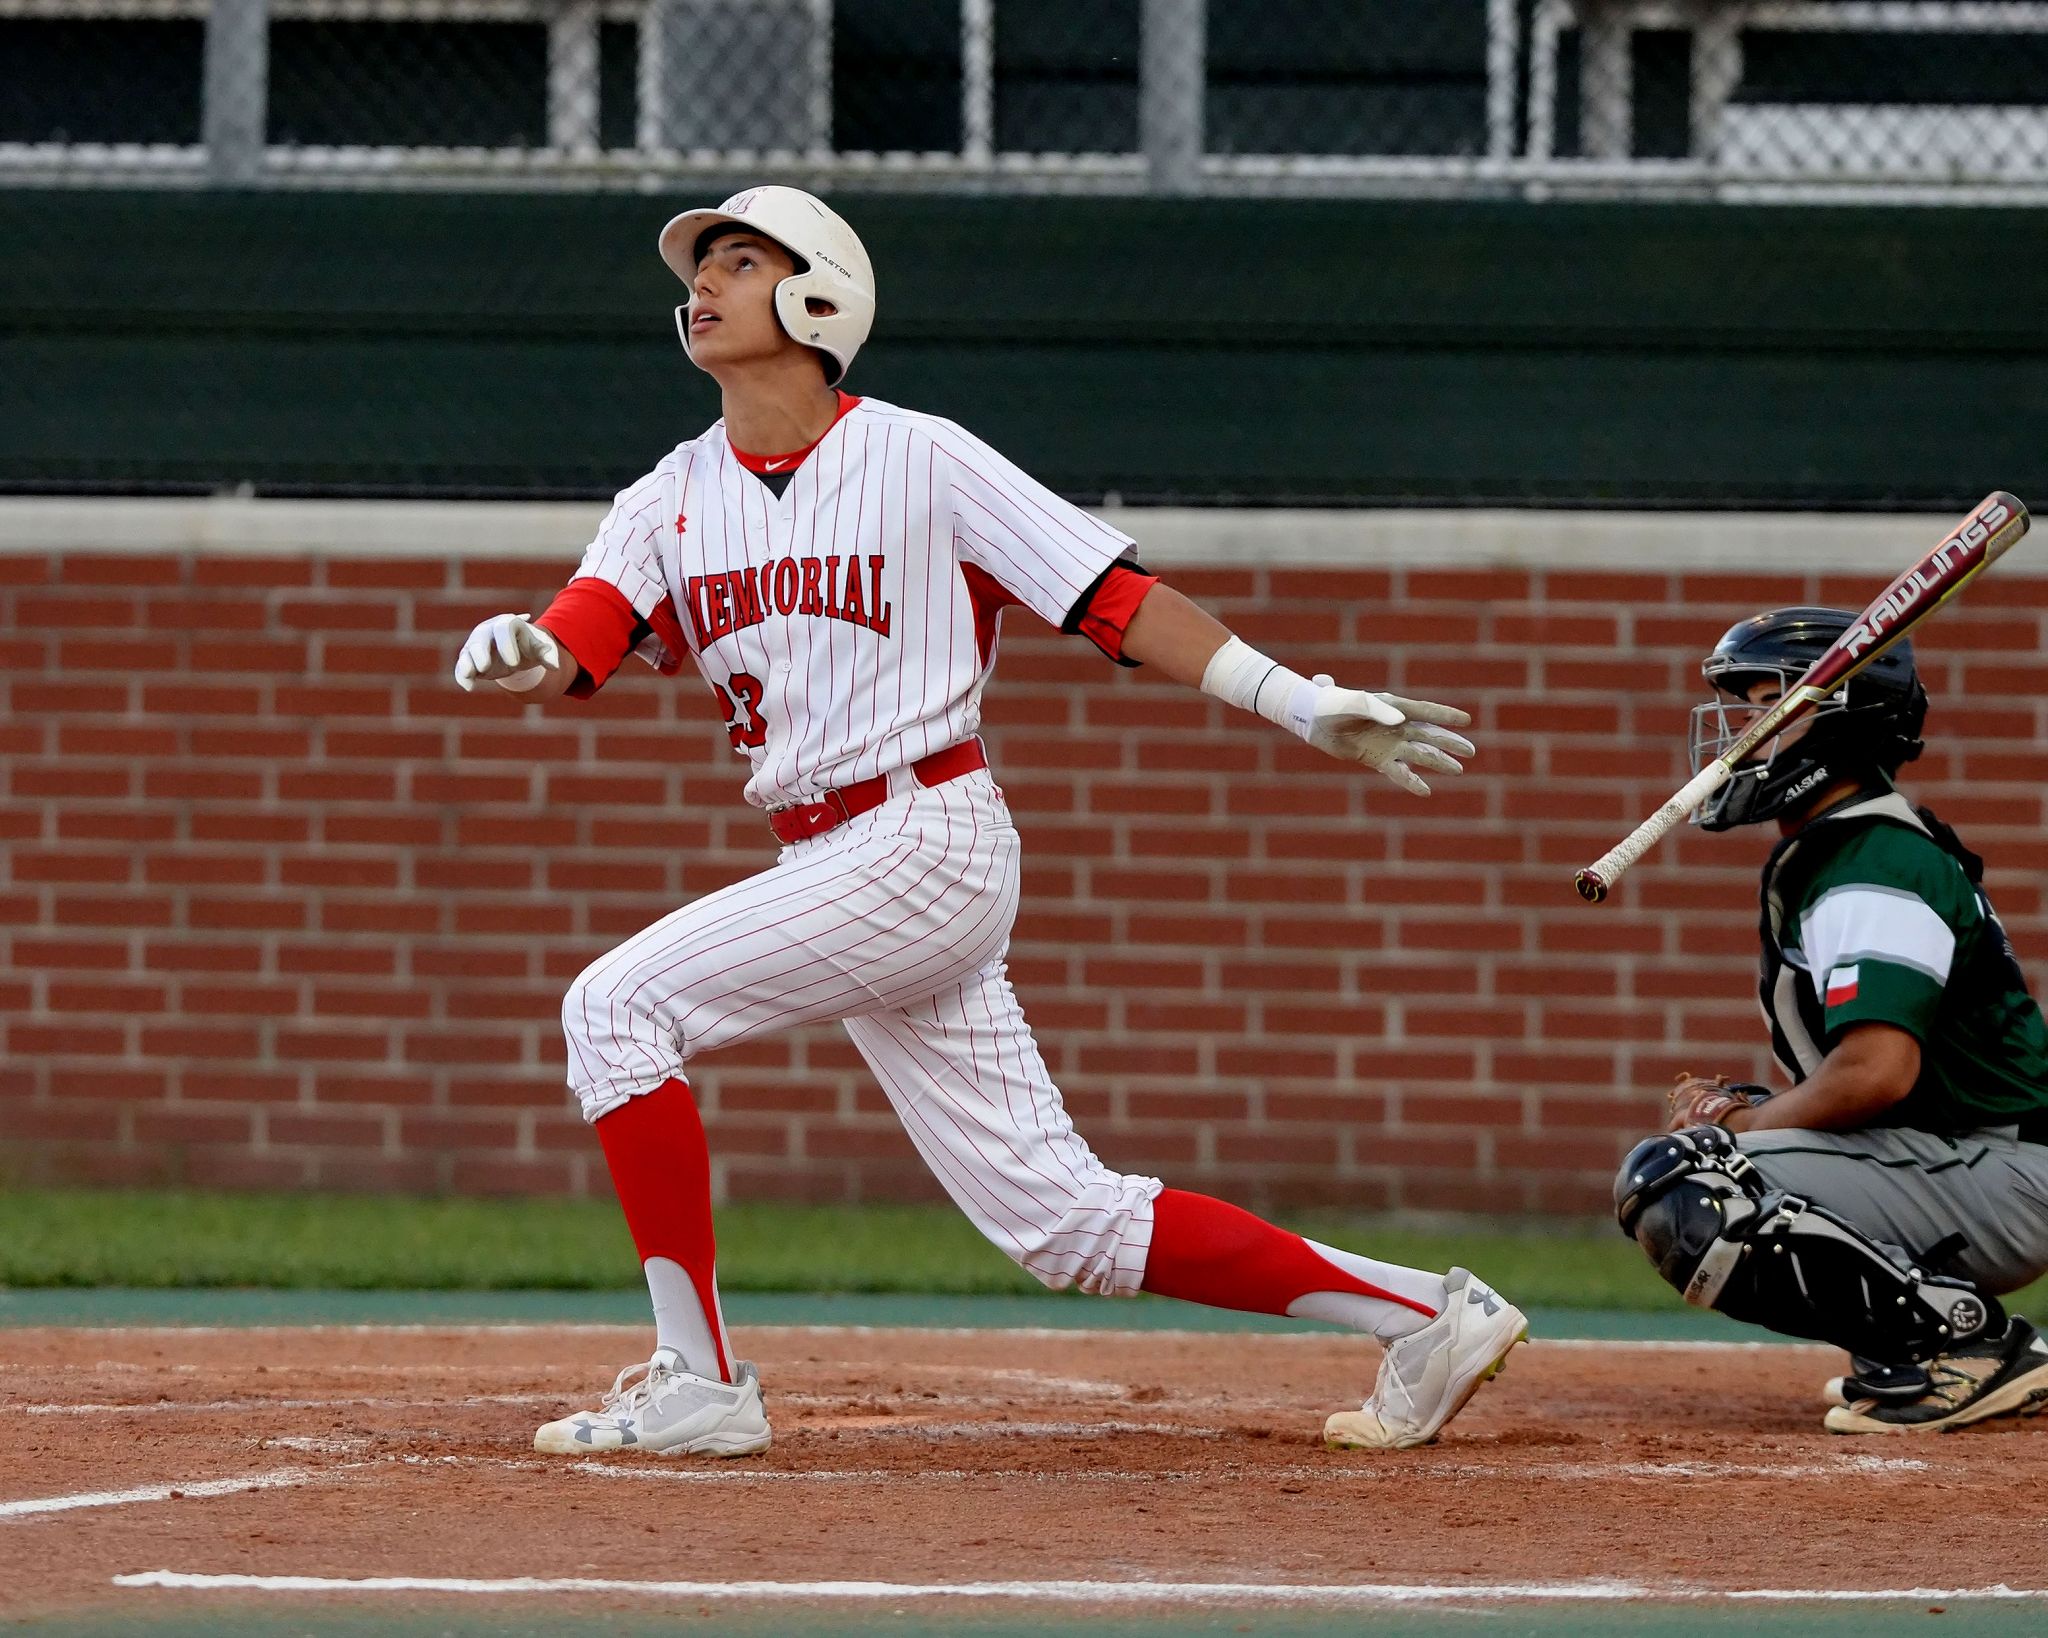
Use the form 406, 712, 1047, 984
0, 494, 2016, 574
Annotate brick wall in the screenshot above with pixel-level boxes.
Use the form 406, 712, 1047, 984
5, 518, 2045, 1216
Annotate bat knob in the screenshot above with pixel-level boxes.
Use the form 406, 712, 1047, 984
1573, 869, 1609, 904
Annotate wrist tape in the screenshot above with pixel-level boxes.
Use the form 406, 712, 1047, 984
1200, 636, 1319, 741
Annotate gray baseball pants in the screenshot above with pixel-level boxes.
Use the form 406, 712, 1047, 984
1736, 1124, 2048, 1295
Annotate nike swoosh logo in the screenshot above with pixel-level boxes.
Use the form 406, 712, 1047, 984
763, 457, 793, 471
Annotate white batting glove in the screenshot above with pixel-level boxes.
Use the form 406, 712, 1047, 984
1200, 637, 1474, 797
453, 613, 563, 694
1305, 674, 1474, 797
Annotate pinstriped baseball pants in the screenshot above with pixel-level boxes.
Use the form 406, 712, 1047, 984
561, 767, 1164, 1297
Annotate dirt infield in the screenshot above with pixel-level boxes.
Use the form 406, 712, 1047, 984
4, 1322, 2046, 1624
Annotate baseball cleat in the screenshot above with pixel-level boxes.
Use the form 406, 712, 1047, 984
1821, 1357, 1931, 1410
534, 1348, 772, 1456
1824, 1318, 2048, 1434
1323, 1267, 1527, 1451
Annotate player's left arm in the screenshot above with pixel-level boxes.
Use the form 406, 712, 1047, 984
1120, 582, 1474, 796
1671, 855, 1953, 1134
1670, 1026, 1919, 1135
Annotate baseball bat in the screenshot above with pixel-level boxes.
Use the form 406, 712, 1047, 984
1573, 490, 2030, 904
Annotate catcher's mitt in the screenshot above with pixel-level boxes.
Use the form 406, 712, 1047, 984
1664, 1071, 1773, 1133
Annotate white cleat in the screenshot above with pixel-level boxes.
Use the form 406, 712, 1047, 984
534, 1348, 772, 1457
1324, 1267, 1527, 1451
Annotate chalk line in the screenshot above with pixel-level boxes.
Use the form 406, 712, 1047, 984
0, 1469, 313, 1520
15, 1392, 555, 1416
108, 1570, 2048, 1605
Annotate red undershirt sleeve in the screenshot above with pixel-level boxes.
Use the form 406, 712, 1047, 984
1062, 560, 1160, 666
535, 577, 667, 699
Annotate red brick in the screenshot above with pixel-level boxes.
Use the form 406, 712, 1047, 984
143, 767, 263, 801
278, 769, 398, 803
14, 936, 130, 971
12, 761, 134, 798
189, 893, 307, 931
12, 850, 133, 884
268, 1110, 390, 1148
277, 599, 403, 632
139, 1023, 262, 1056
7, 1015, 124, 1056
45, 978, 166, 1013
278, 855, 403, 890
144, 853, 267, 886
317, 1074, 437, 1106
144, 595, 269, 633
12, 678, 130, 713
142, 939, 264, 973
145, 682, 263, 715
325, 813, 442, 846
193, 555, 314, 588
323, 899, 444, 935
53, 892, 174, 928
326, 559, 450, 590
189, 725, 311, 759
59, 554, 183, 587
131, 1105, 260, 1148
55, 809, 176, 843
17, 592, 140, 627
1406, 568, 1531, 601
321, 639, 445, 677
325, 728, 447, 760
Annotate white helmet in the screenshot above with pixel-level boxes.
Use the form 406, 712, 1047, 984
658, 186, 875, 388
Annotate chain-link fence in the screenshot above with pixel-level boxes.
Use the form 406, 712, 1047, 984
6, 1, 2048, 199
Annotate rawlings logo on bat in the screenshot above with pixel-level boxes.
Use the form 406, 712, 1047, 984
1840, 500, 2010, 658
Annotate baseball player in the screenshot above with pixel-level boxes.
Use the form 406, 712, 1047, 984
1616, 607, 2048, 1431
454, 186, 1526, 1458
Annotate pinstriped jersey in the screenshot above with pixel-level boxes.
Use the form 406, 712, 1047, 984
571, 398, 1134, 810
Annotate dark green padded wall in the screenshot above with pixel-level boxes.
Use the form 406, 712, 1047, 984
5, 189, 2045, 507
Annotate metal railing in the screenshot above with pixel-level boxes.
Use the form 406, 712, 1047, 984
7, 0, 2048, 199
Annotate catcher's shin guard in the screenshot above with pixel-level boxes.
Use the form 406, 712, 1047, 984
1614, 1126, 2001, 1364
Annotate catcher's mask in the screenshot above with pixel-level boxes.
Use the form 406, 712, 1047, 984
1689, 606, 1928, 832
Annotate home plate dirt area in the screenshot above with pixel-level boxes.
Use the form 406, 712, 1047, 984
4, 1322, 2047, 1625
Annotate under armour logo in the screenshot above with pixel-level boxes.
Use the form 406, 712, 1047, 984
674, 513, 688, 536
1468, 1286, 1502, 1316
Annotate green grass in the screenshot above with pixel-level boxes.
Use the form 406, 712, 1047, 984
1, 1189, 2041, 1318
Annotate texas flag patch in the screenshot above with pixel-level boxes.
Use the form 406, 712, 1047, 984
1825, 964, 1861, 1007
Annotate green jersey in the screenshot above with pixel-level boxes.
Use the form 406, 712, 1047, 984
1759, 791, 2048, 1137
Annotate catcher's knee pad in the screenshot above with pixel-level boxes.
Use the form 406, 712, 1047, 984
1614, 1126, 1999, 1362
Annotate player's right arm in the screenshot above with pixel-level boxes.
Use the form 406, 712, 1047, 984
452, 466, 691, 703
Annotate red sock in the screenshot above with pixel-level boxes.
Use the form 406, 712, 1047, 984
1140, 1188, 1437, 1322
594, 1079, 730, 1380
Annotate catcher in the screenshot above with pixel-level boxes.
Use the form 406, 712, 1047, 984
1616, 607, 2048, 1432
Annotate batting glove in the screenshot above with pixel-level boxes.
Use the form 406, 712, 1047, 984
453, 613, 564, 694
1306, 676, 1475, 797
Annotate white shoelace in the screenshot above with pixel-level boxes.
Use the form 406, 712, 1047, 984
598, 1358, 667, 1415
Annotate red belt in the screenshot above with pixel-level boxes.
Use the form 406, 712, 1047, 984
768, 740, 988, 845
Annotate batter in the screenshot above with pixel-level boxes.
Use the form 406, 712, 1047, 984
454, 186, 1526, 1456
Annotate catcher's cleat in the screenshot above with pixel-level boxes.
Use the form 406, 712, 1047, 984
1323, 1267, 1527, 1451
1821, 1357, 1932, 1410
534, 1348, 772, 1456
1824, 1318, 2048, 1434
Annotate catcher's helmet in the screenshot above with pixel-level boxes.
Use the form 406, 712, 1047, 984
1691, 606, 1928, 831
658, 186, 875, 387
